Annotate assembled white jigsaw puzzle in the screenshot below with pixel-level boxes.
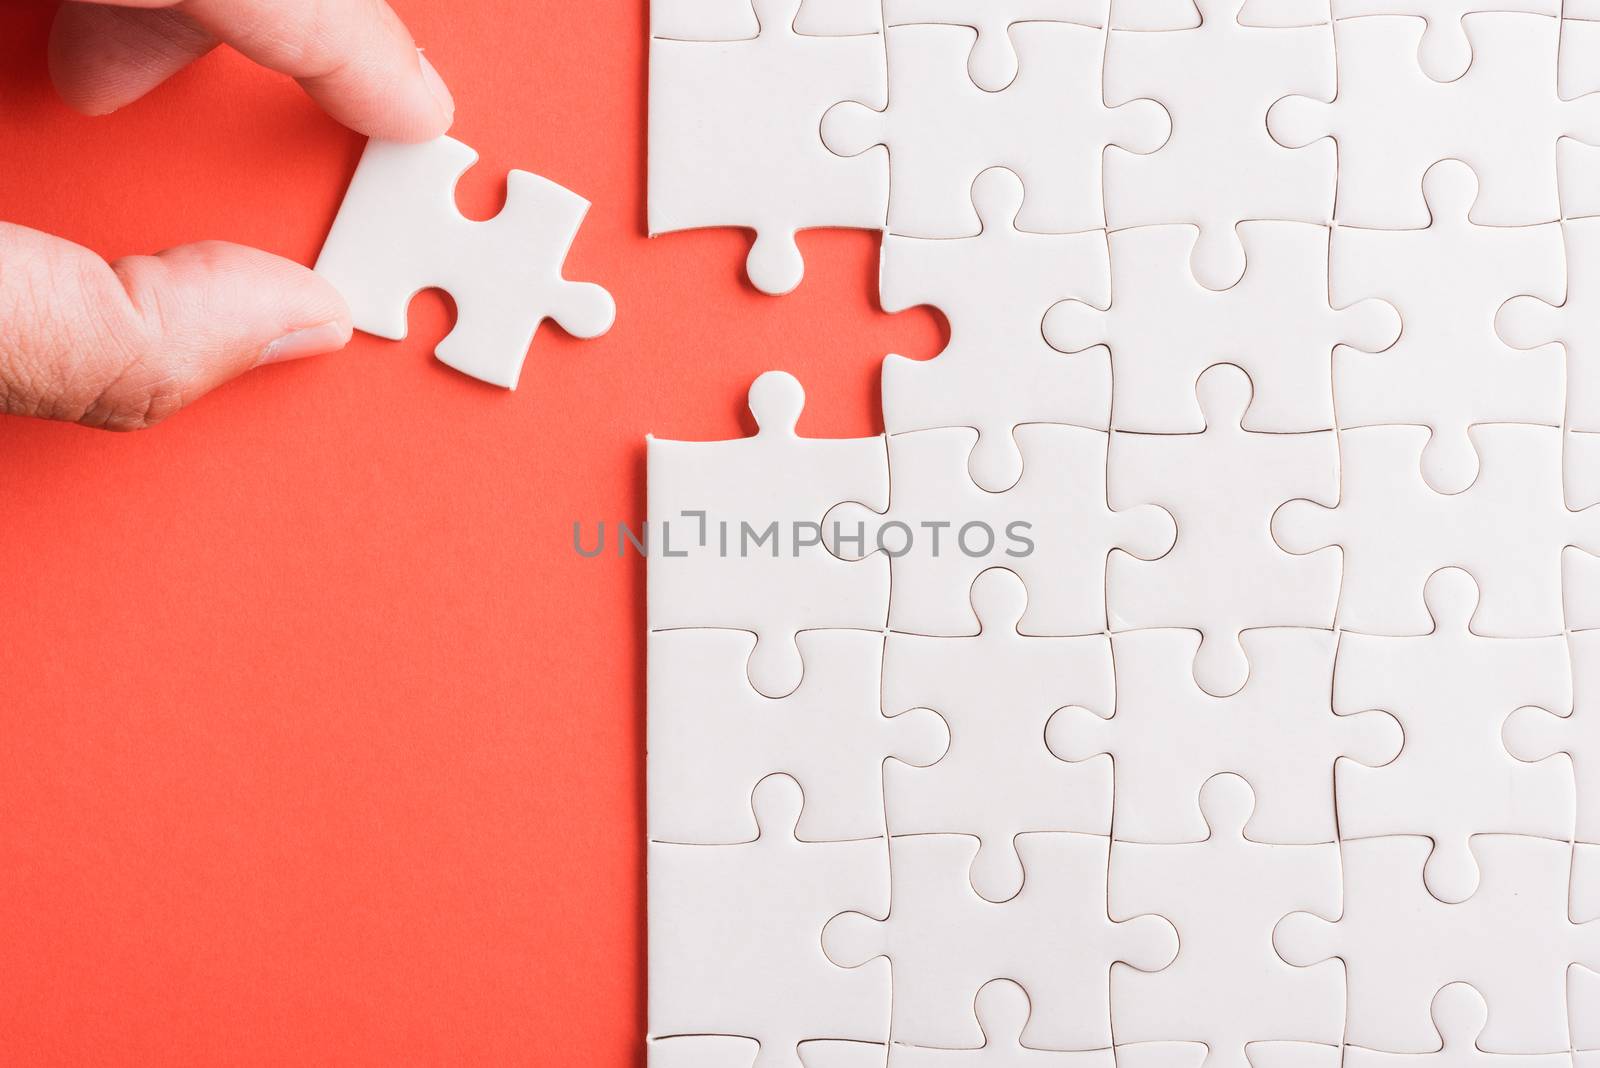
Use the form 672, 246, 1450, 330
644, 0, 1600, 1065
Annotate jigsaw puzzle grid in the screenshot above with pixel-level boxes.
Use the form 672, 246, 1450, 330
646, 1, 1600, 1066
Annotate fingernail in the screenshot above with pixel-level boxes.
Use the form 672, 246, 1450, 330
259, 322, 348, 367
418, 51, 455, 125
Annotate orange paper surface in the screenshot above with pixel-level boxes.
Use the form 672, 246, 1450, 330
0, 2, 942, 1062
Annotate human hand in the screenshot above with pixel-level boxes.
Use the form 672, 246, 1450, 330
2, 0, 454, 430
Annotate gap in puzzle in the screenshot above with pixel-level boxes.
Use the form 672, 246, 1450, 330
645, 1, 1600, 1065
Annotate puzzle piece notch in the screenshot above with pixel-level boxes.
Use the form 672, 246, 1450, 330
1047, 627, 1399, 844
1267, 14, 1600, 228
821, 21, 1169, 237
884, 0, 1107, 91
1271, 423, 1600, 637
1497, 216, 1600, 435
1330, 1, 1559, 82
751, 365, 803, 433
1109, 0, 1329, 29
884, 567, 1114, 900
1427, 984, 1497, 1055
649, 628, 948, 844
649, 774, 891, 1065
1273, 834, 1600, 1053
1107, 365, 1341, 696
652, 0, 884, 39
1110, 776, 1346, 1066
1344, 983, 1574, 1068
1044, 223, 1398, 433
1333, 567, 1575, 903
823, 833, 1178, 1050
1331, 160, 1565, 495
880, 166, 1113, 491
825, 425, 1175, 636
1101, 0, 1338, 289
1503, 630, 1600, 845
649, 0, 888, 294
1116, 0, 1333, 22
648, 371, 889, 698
891, 980, 1118, 1066
314, 136, 615, 388
648, 1036, 885, 1068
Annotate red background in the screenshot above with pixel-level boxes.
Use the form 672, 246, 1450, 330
0, 2, 942, 1063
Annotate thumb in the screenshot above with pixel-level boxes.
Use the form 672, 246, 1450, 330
0, 222, 350, 430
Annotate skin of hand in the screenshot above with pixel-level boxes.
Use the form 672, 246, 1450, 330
1, 0, 454, 430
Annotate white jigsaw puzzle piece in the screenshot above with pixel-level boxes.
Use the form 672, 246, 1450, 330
648, 371, 889, 698
1044, 222, 1398, 433
1329, 0, 1558, 81
822, 21, 1169, 237
1047, 627, 1400, 844
823, 832, 1178, 1050
1332, 160, 1565, 494
1334, 568, 1576, 904
889, 980, 1117, 1066
648, 628, 947, 844
1273, 834, 1600, 1054
1101, 0, 1336, 288
1497, 217, 1600, 435
1503, 630, 1600, 847
826, 425, 1175, 637
880, 167, 1112, 491
883, 568, 1113, 901
1343, 984, 1573, 1068
883, 0, 1106, 91
1106, 366, 1341, 696
1272, 424, 1600, 637
1110, 776, 1345, 1068
314, 136, 614, 389
649, 776, 891, 1066
1268, 13, 1600, 228
649, 0, 888, 294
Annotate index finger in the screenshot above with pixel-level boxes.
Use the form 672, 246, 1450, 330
55, 0, 454, 141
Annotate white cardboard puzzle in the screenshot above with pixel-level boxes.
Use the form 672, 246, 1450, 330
644, 3, 1600, 1068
